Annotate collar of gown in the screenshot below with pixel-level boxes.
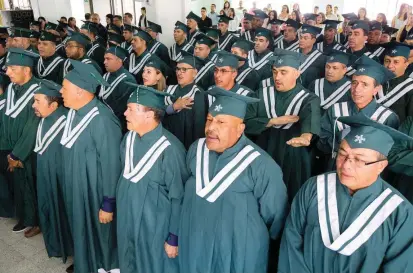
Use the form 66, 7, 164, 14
14, 76, 37, 92
212, 134, 249, 160
76, 97, 99, 117
338, 174, 384, 199
133, 123, 163, 143
356, 98, 378, 116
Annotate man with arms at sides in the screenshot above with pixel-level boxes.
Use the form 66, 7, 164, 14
297, 24, 327, 88
279, 115, 413, 273
34, 31, 65, 84
117, 84, 188, 273
317, 56, 399, 172
128, 30, 154, 84
0, 49, 41, 236
377, 42, 413, 124
248, 27, 273, 81
32, 80, 73, 264
245, 50, 321, 201
163, 52, 208, 149
179, 87, 288, 273
240, 13, 253, 41
316, 20, 345, 54
241, 9, 267, 43
186, 12, 202, 47
99, 46, 137, 133
62, 32, 102, 77
169, 21, 193, 64
80, 21, 106, 73
199, 7, 212, 29
231, 39, 260, 91
121, 24, 136, 54
208, 4, 219, 28
193, 33, 217, 90
366, 21, 386, 62
147, 21, 171, 65
217, 14, 237, 52
60, 60, 121, 273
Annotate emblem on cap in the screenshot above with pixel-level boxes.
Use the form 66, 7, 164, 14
330, 56, 334, 60
278, 59, 284, 64
214, 104, 223, 112
359, 68, 365, 72
392, 50, 397, 54
354, 24, 358, 27
354, 135, 366, 144
218, 58, 224, 63
303, 28, 307, 31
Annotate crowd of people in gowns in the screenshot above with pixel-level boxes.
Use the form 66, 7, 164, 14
1, 2, 413, 273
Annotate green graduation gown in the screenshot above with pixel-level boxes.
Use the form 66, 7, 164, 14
34, 52, 65, 84
60, 98, 121, 273
366, 43, 386, 63
274, 37, 300, 51
127, 50, 152, 85
195, 56, 216, 91
149, 40, 171, 66
0, 53, 10, 87
279, 172, 413, 273
0, 78, 40, 225
236, 60, 261, 91
388, 117, 413, 203
241, 29, 255, 42
98, 67, 137, 133
56, 36, 70, 58
163, 83, 208, 149
62, 55, 102, 78
377, 74, 413, 124
297, 48, 327, 88
35, 106, 73, 262
218, 31, 236, 52
117, 124, 188, 273
245, 83, 321, 201
345, 47, 379, 76
207, 83, 255, 107
308, 76, 352, 114
169, 41, 193, 63
187, 30, 202, 47
179, 135, 289, 273
87, 40, 107, 73
121, 40, 133, 54
247, 49, 273, 81
316, 40, 345, 55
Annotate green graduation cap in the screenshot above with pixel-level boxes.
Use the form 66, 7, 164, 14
201, 27, 220, 39
207, 86, 259, 119
268, 19, 284, 25
34, 79, 62, 97
45, 22, 63, 32
147, 21, 162, 34
382, 25, 398, 36
65, 59, 109, 93
382, 41, 413, 59
369, 21, 383, 32
145, 56, 171, 76
342, 13, 358, 21
255, 27, 272, 41
339, 115, 413, 157
13, 27, 32, 38
300, 24, 322, 36
39, 30, 59, 43
353, 55, 395, 84
81, 21, 98, 35
215, 51, 246, 68
6, 48, 39, 67
30, 21, 40, 27
232, 38, 255, 52
106, 46, 128, 61
304, 13, 318, 22
29, 30, 40, 39
285, 19, 302, 30
350, 20, 370, 32
186, 11, 201, 23
327, 50, 354, 66
272, 49, 307, 70
178, 50, 205, 70
218, 14, 233, 24
123, 24, 134, 32
244, 13, 254, 21
195, 32, 217, 47
58, 21, 69, 30
323, 20, 342, 30
134, 30, 153, 43
108, 32, 124, 44
253, 9, 269, 19
126, 83, 170, 111
108, 24, 122, 35
175, 21, 189, 33
67, 32, 91, 47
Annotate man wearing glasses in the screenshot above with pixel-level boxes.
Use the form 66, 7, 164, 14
279, 115, 413, 273
317, 56, 399, 172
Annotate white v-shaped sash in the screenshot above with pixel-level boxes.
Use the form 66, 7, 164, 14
248, 50, 273, 70
195, 138, 260, 203
377, 77, 413, 107
87, 43, 100, 57
285, 40, 299, 51
0, 98, 5, 110
99, 72, 128, 100
149, 41, 162, 54
317, 173, 403, 256
195, 61, 214, 83
129, 53, 151, 75
34, 115, 66, 155
164, 85, 200, 107
274, 35, 284, 45
189, 31, 201, 46
219, 33, 234, 50
262, 87, 309, 129
37, 56, 64, 78
236, 66, 253, 84
245, 31, 252, 42
123, 132, 170, 183
5, 83, 39, 118
60, 107, 99, 148
64, 59, 92, 77
299, 50, 322, 73
315, 79, 351, 109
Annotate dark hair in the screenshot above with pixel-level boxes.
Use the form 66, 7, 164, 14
327, 4, 332, 9
38, 16, 46, 22
68, 17, 76, 27
60, 16, 67, 21
141, 7, 146, 11
114, 15, 122, 20
85, 13, 91, 20
201, 7, 207, 11
106, 14, 113, 19
125, 12, 133, 19
292, 10, 301, 23
45, 96, 64, 107
224, 1, 230, 9
314, 6, 319, 9
269, 10, 277, 20
212, 4, 216, 7
0, 39, 6, 47
377, 13, 388, 25
282, 5, 290, 14
358, 8, 368, 20
144, 106, 164, 122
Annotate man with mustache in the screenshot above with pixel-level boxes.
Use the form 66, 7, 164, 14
179, 86, 288, 273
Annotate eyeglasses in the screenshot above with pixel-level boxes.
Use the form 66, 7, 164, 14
175, 67, 195, 73
214, 68, 236, 74
337, 153, 387, 168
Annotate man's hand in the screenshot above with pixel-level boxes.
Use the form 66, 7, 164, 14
99, 209, 113, 224
7, 155, 23, 172
164, 242, 178, 258
173, 97, 194, 111
287, 133, 313, 147
267, 115, 299, 127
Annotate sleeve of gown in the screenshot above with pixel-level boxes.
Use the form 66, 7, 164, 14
384, 112, 400, 129
244, 91, 271, 135
299, 94, 321, 136
406, 93, 413, 118
193, 91, 207, 141
11, 109, 39, 161
253, 156, 288, 240
95, 116, 123, 213
380, 207, 413, 273
278, 179, 313, 273
388, 117, 413, 176
163, 143, 189, 242
316, 108, 335, 154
